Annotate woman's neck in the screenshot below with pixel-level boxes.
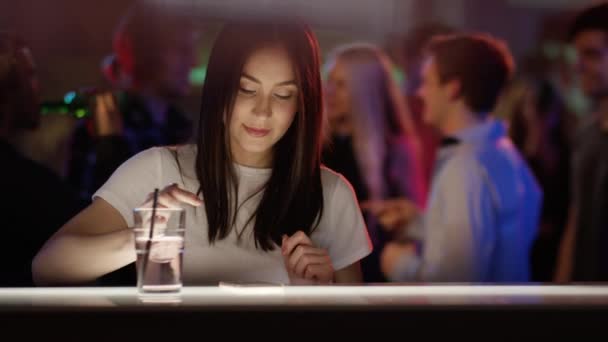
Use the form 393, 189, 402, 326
231, 147, 273, 168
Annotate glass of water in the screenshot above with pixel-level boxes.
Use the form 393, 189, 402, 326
133, 207, 186, 299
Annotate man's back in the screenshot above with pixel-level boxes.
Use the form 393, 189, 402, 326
426, 119, 541, 282
472, 125, 542, 281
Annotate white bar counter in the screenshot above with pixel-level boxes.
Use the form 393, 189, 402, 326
1, 284, 606, 339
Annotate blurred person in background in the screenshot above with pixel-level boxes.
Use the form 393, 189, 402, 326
322, 43, 425, 282
0, 31, 83, 286
364, 33, 542, 282
508, 78, 573, 282
556, 2, 608, 282
393, 22, 455, 193
67, 0, 200, 204
65, 0, 200, 286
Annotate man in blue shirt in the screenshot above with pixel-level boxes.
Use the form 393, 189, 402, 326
363, 33, 542, 282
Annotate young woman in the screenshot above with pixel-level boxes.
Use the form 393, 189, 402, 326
33, 20, 372, 286
322, 43, 425, 282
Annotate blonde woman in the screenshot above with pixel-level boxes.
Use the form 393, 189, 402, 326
322, 43, 426, 282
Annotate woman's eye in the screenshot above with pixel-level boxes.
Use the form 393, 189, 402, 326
239, 87, 256, 95
274, 92, 293, 100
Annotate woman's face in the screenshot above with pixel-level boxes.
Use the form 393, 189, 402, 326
229, 45, 298, 168
324, 59, 352, 128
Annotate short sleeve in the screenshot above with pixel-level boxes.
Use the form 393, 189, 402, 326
92, 147, 163, 227
315, 171, 373, 271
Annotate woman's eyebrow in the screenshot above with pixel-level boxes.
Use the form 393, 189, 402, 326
242, 72, 296, 86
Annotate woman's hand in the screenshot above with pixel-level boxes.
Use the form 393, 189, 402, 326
138, 184, 203, 227
282, 231, 334, 284
361, 198, 419, 234
140, 183, 203, 209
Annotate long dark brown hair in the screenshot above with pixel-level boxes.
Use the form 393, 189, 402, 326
196, 19, 324, 251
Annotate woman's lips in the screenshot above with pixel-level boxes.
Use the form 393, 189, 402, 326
243, 124, 270, 137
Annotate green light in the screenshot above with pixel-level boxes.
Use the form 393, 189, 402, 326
43, 106, 69, 114
75, 109, 87, 118
189, 65, 207, 85
542, 41, 561, 60
64, 91, 76, 104
392, 67, 405, 86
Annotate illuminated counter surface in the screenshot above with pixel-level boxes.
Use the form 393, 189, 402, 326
1, 284, 606, 338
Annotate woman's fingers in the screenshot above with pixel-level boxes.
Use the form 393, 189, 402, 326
303, 264, 333, 283
141, 183, 203, 209
288, 244, 326, 272
281, 231, 334, 283
293, 253, 331, 278
282, 230, 312, 257
165, 184, 203, 207
137, 184, 202, 227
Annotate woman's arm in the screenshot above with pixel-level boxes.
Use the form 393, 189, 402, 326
32, 184, 202, 286
282, 231, 364, 284
334, 261, 363, 283
32, 198, 134, 286
554, 204, 578, 283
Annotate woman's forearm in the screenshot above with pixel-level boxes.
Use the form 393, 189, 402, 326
32, 229, 135, 286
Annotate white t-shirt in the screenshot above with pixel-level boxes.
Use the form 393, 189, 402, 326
93, 145, 372, 285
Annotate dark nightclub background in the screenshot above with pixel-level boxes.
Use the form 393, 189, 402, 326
0, 0, 596, 116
